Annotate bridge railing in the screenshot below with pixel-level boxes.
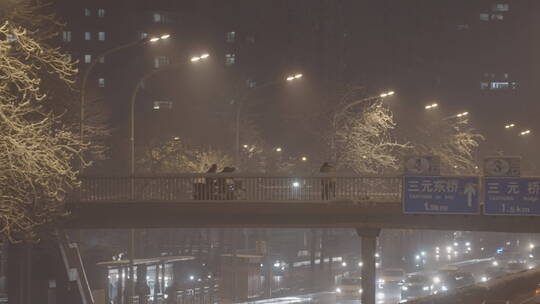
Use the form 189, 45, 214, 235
78, 174, 402, 202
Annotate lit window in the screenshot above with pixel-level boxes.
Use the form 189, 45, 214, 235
153, 101, 172, 110
246, 79, 256, 88
491, 82, 509, 89
154, 56, 170, 68
226, 31, 236, 43
98, 78, 105, 88
492, 3, 509, 12
491, 14, 504, 21
225, 54, 236, 66
98, 56, 105, 63
62, 31, 71, 42
84, 8, 91, 16
98, 32, 106, 41
84, 54, 92, 63
480, 82, 489, 90
153, 13, 162, 23
85, 32, 91, 40
97, 8, 105, 18
479, 13, 489, 21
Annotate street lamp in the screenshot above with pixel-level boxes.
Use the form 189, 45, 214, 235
520, 130, 531, 136
275, 147, 283, 152
456, 112, 469, 118
130, 54, 210, 182
505, 123, 516, 129
80, 33, 171, 153
286, 73, 303, 81
190, 53, 210, 62
301, 156, 308, 162
234, 73, 304, 166
425, 103, 438, 110
379, 91, 395, 98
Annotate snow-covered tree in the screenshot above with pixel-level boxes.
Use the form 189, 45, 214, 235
417, 118, 484, 175
333, 99, 410, 174
0, 19, 84, 241
139, 138, 233, 173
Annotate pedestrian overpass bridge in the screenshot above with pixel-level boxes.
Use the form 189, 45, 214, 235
63, 174, 540, 304
64, 174, 540, 233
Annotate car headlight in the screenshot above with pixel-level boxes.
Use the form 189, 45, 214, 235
441, 286, 448, 291
492, 261, 499, 267
423, 286, 429, 291
342, 262, 347, 267
481, 276, 488, 282
401, 286, 408, 291
433, 277, 440, 284
336, 287, 342, 293
378, 279, 385, 284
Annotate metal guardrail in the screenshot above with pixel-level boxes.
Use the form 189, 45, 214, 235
78, 174, 402, 203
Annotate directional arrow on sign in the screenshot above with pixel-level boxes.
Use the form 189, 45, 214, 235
464, 183, 477, 208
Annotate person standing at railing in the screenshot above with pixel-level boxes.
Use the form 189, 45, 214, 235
205, 164, 218, 200
218, 167, 236, 200
320, 162, 336, 200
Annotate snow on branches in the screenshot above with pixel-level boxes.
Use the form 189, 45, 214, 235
334, 100, 410, 174
0, 20, 83, 242
419, 118, 484, 175
139, 138, 233, 173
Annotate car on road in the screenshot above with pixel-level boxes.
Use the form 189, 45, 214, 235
336, 276, 362, 299
432, 271, 475, 293
380, 268, 406, 285
505, 261, 528, 273
482, 265, 506, 282
534, 283, 540, 304
400, 274, 432, 300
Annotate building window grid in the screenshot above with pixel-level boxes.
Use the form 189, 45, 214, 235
98, 78, 105, 88
84, 54, 92, 63
85, 32, 91, 41
97, 8, 105, 18
226, 31, 236, 43
62, 31, 71, 42
225, 54, 236, 66
84, 8, 91, 17
98, 32, 106, 41
154, 56, 170, 68
492, 3, 509, 12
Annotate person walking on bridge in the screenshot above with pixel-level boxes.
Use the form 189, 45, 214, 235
320, 162, 336, 200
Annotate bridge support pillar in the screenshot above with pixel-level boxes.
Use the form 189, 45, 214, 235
357, 228, 381, 304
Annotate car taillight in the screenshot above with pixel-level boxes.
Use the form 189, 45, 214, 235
535, 289, 540, 294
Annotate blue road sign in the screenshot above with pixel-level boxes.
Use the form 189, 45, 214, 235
484, 177, 540, 216
403, 176, 480, 214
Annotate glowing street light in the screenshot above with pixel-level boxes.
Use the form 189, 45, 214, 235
275, 147, 283, 152
301, 156, 308, 162
425, 103, 438, 110
379, 91, 395, 98
520, 130, 531, 136
191, 53, 210, 62
456, 111, 469, 118
505, 123, 516, 129
149, 34, 171, 43
286, 73, 303, 81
